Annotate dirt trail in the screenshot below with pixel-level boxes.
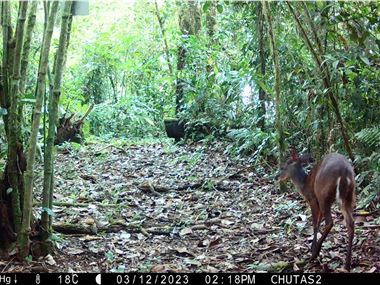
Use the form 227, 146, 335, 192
1, 143, 379, 272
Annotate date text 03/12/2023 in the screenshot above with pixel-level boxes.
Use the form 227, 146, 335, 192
113, 274, 322, 285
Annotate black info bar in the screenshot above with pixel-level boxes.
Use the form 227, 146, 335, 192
0, 273, 377, 285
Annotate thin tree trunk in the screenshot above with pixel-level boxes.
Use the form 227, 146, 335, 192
7, 1, 29, 234
19, 1, 38, 94
18, 1, 38, 138
109, 75, 117, 103
256, 2, 266, 130
154, 0, 173, 75
19, 1, 59, 259
262, 1, 286, 192
42, 1, 73, 251
1, 1, 13, 136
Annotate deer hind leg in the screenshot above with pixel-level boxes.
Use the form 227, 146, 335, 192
341, 201, 354, 271
314, 206, 333, 258
338, 175, 355, 271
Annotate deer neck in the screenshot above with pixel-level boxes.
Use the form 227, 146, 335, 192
294, 167, 318, 202
291, 167, 308, 193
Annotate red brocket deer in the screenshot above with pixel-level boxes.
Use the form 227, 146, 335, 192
276, 151, 355, 270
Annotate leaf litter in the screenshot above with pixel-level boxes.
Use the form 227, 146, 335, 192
3, 142, 379, 273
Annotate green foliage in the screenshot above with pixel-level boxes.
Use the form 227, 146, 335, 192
88, 96, 162, 139
355, 152, 380, 209
42, 207, 54, 217
67, 1, 176, 102
25, 255, 33, 263
105, 250, 116, 263
110, 265, 126, 273
226, 126, 276, 160
52, 1, 380, 207
356, 127, 380, 150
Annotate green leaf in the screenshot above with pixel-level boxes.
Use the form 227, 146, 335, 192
359, 55, 370, 66
203, 1, 211, 12
42, 207, 55, 217
110, 265, 126, 273
6, 188, 13, 195
106, 251, 115, 262
25, 255, 33, 263
255, 78, 272, 95
332, 60, 340, 70
0, 108, 8, 116
144, 117, 155, 126
216, 4, 223, 13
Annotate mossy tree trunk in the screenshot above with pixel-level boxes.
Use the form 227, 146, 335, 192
42, 1, 73, 253
256, 2, 267, 130
18, 1, 38, 127
0, 1, 13, 136
19, 1, 59, 259
7, 1, 29, 235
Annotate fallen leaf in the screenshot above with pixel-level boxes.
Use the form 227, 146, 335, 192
179, 227, 193, 236
84, 218, 95, 225
209, 237, 221, 247
81, 235, 102, 241
174, 247, 194, 257
221, 219, 235, 226
151, 264, 177, 273
183, 258, 201, 266
67, 248, 85, 255
367, 266, 377, 273
45, 254, 56, 266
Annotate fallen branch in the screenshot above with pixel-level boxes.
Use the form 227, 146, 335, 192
354, 208, 380, 217
33, 201, 124, 208
147, 181, 162, 196
52, 222, 172, 236
95, 144, 127, 154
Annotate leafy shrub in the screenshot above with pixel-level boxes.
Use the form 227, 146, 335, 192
355, 152, 380, 209
226, 127, 276, 160
88, 96, 162, 139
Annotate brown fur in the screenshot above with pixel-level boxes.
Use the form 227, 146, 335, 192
277, 152, 355, 271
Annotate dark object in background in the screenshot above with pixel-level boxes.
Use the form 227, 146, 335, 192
55, 114, 83, 145
55, 104, 94, 145
164, 118, 185, 142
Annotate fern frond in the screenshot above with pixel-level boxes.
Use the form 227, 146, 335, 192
355, 127, 380, 148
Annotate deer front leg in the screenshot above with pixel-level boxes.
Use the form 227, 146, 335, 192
310, 201, 322, 259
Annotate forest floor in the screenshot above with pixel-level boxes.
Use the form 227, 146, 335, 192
1, 141, 379, 273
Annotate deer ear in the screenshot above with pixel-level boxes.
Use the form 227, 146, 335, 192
290, 149, 299, 161
299, 153, 314, 164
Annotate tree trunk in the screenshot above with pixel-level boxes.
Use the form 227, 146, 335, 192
154, 0, 173, 75
256, 2, 267, 130
1, 1, 13, 137
262, 1, 286, 192
42, 0, 73, 253
18, 1, 59, 259
18, 1, 38, 128
7, 1, 29, 234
